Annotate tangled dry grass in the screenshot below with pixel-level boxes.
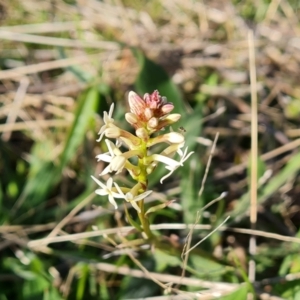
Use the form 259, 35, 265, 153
1, 0, 300, 299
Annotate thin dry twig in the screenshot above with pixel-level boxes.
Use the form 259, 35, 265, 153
198, 132, 219, 196
184, 216, 230, 255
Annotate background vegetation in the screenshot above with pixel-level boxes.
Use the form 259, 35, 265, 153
1, 0, 300, 299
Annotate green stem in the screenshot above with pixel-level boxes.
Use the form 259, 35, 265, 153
137, 199, 153, 239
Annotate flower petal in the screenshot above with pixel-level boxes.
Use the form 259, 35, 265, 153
108, 194, 118, 209
151, 154, 180, 167
107, 177, 113, 189
130, 201, 141, 213
132, 190, 153, 202
96, 152, 112, 162
91, 175, 106, 189
95, 189, 108, 196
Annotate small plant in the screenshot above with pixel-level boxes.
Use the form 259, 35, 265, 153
91, 90, 193, 239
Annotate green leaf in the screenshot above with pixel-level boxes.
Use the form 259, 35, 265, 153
22, 276, 49, 300
246, 155, 266, 185
58, 47, 93, 83
14, 161, 60, 220
153, 249, 181, 272
133, 49, 186, 116
220, 285, 248, 300
60, 87, 99, 169
180, 103, 203, 224
189, 253, 227, 280
124, 205, 143, 232
13, 87, 99, 219
273, 279, 300, 300
44, 287, 64, 300
284, 98, 300, 119
145, 200, 175, 216
76, 263, 89, 300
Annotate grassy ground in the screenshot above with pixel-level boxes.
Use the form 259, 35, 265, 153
1, 0, 300, 299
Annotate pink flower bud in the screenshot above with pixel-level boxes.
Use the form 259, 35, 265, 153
144, 108, 153, 120
147, 117, 158, 129
128, 91, 145, 116
166, 114, 181, 122
155, 114, 181, 131
164, 132, 184, 144
125, 112, 138, 124
144, 90, 165, 109
136, 128, 149, 140
161, 103, 174, 114
147, 132, 184, 147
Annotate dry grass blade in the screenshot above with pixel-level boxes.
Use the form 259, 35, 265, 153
2, 77, 29, 140
248, 29, 258, 284
94, 262, 239, 291
0, 53, 114, 80
27, 222, 300, 250
2, 0, 300, 298
0, 21, 91, 34
0, 31, 119, 49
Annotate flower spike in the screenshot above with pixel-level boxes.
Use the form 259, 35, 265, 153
92, 90, 194, 238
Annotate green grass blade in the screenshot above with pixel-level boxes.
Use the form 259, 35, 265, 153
60, 87, 99, 169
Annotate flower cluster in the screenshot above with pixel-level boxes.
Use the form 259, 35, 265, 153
92, 90, 193, 213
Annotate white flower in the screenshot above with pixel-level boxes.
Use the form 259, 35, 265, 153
147, 132, 184, 147
97, 140, 125, 175
97, 139, 141, 176
96, 103, 115, 142
150, 147, 194, 183
160, 142, 185, 157
91, 176, 123, 209
114, 184, 153, 213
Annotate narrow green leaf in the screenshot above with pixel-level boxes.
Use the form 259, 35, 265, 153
76, 263, 89, 300
14, 87, 99, 219
60, 87, 99, 169
58, 47, 93, 83
14, 161, 60, 218
145, 200, 175, 216
180, 103, 203, 224
247, 155, 266, 185
124, 205, 143, 232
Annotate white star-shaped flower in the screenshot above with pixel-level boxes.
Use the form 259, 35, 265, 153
96, 140, 141, 176
161, 147, 194, 183
96, 103, 115, 142
114, 184, 153, 213
151, 146, 194, 183
91, 176, 123, 209
96, 140, 126, 175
